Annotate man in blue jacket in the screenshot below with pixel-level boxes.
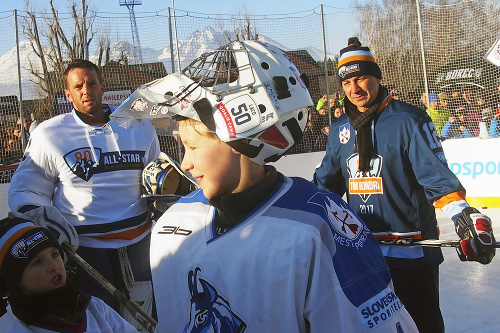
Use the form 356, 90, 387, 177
314, 37, 496, 333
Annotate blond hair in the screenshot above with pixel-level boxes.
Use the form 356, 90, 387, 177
177, 117, 221, 142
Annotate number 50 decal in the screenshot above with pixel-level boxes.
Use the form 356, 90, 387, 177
231, 103, 252, 125
422, 122, 442, 149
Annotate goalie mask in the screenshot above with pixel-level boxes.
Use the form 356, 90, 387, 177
142, 152, 197, 196
112, 40, 313, 165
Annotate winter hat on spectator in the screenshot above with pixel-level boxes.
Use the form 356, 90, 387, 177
337, 37, 382, 83
438, 92, 448, 101
428, 92, 439, 103
0, 216, 63, 291
455, 106, 466, 116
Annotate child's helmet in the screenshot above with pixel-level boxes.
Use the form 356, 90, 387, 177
112, 40, 313, 165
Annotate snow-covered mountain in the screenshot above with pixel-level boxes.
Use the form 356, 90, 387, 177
0, 26, 335, 100
0, 40, 46, 100
156, 26, 292, 71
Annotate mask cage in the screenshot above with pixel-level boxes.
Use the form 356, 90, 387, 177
182, 45, 253, 97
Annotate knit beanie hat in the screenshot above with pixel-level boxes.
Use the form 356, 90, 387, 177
0, 217, 63, 291
337, 37, 382, 83
428, 92, 439, 103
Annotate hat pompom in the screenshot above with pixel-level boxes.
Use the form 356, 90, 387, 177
348, 37, 361, 47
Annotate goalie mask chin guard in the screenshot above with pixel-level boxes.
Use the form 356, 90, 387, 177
112, 40, 313, 165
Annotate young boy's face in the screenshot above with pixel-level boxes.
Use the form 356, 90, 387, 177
19, 246, 66, 295
179, 121, 243, 199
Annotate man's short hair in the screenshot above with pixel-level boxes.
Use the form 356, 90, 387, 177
63, 59, 103, 88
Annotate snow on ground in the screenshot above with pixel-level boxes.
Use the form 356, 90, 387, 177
438, 207, 500, 333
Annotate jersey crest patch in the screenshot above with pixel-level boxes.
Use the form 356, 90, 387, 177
347, 153, 384, 202
308, 193, 368, 249
64, 147, 101, 181
185, 267, 247, 333
339, 122, 351, 144
64, 148, 146, 181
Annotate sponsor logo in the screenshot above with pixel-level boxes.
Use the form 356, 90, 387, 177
349, 177, 383, 195
449, 160, 500, 179
338, 64, 360, 78
130, 98, 148, 112
150, 105, 163, 116
263, 82, 281, 111
347, 153, 384, 202
64, 148, 146, 181
358, 289, 404, 330
218, 103, 237, 139
175, 86, 191, 109
10, 231, 48, 259
435, 68, 483, 84
158, 226, 192, 236
339, 123, 350, 144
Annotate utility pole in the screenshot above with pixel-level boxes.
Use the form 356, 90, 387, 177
119, 0, 143, 63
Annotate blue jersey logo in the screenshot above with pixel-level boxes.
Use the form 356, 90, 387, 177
184, 267, 246, 333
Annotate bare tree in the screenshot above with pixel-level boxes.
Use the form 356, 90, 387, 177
353, 0, 500, 99
21, 0, 107, 119
216, 7, 259, 46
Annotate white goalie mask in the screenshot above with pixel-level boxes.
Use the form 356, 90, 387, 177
112, 40, 313, 165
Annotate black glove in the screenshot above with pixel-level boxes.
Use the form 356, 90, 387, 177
455, 207, 495, 264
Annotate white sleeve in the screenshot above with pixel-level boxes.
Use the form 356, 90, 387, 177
87, 297, 139, 333
8, 133, 57, 212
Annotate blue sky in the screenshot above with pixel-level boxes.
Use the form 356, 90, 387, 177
0, 0, 356, 16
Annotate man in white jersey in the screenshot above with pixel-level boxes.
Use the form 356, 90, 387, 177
8, 59, 160, 317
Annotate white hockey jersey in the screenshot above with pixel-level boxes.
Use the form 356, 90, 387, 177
8, 107, 160, 248
150, 175, 418, 332
9, 296, 138, 332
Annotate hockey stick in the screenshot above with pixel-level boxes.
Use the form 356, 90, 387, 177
378, 239, 500, 248
62, 244, 157, 333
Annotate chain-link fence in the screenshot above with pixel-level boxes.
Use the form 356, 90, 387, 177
0, 0, 498, 173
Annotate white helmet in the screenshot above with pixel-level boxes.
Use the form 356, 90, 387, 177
112, 40, 313, 165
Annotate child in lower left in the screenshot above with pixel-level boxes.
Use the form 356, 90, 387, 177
0, 216, 138, 332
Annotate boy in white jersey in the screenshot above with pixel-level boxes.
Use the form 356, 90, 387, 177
112, 40, 418, 332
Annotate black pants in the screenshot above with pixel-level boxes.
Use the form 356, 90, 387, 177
390, 264, 445, 333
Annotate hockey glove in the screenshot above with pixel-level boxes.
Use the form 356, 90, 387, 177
14, 206, 79, 252
455, 207, 495, 264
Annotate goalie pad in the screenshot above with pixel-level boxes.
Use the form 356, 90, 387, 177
119, 280, 155, 332
12, 206, 79, 252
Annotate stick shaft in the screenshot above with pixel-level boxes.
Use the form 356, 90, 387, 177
379, 239, 500, 248
62, 244, 157, 332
